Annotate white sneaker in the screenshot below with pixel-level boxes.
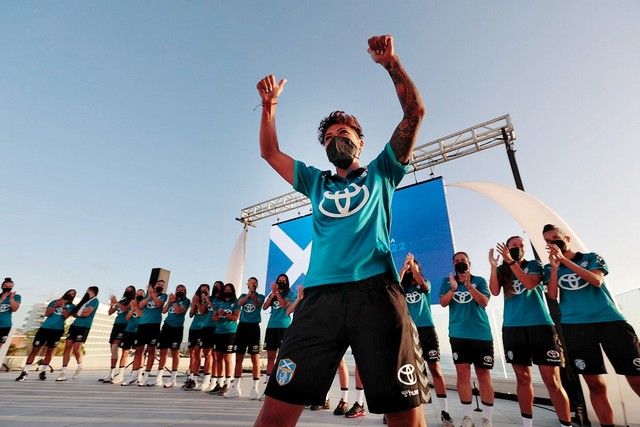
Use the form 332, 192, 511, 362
55, 372, 68, 382
480, 417, 492, 427
200, 378, 210, 391
137, 372, 148, 387
250, 388, 259, 400
72, 366, 83, 380
461, 415, 475, 427
112, 371, 125, 384
121, 374, 136, 386
154, 375, 164, 387
224, 386, 241, 398
164, 379, 178, 388
100, 372, 112, 382
146, 376, 158, 386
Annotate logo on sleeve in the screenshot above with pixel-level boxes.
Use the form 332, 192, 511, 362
453, 291, 473, 304
276, 358, 297, 386
318, 183, 370, 218
558, 273, 588, 291
405, 291, 422, 304
397, 364, 417, 386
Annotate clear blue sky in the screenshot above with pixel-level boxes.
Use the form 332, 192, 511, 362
2, 1, 639, 326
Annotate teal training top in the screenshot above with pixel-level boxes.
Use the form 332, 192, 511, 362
41, 300, 75, 330
239, 293, 265, 324
164, 297, 191, 328
293, 143, 410, 287
404, 283, 434, 328
72, 298, 100, 328
266, 294, 293, 329
124, 309, 141, 333
190, 311, 206, 330
440, 275, 492, 341
214, 300, 239, 334
0, 294, 21, 328
501, 260, 554, 327
139, 293, 168, 325
113, 301, 130, 325
543, 252, 625, 324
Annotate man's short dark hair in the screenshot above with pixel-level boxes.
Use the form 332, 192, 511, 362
318, 111, 364, 146
543, 224, 563, 234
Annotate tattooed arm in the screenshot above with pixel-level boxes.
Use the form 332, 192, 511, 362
368, 35, 426, 164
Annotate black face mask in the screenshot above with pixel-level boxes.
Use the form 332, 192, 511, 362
135, 295, 144, 302
401, 272, 414, 287
2, 287, 11, 294
155, 286, 164, 293
223, 292, 233, 299
454, 262, 469, 274
326, 136, 359, 170
83, 292, 90, 300
212, 288, 220, 298
551, 239, 567, 252
124, 290, 135, 300
175, 291, 185, 299
509, 247, 523, 261
277, 281, 288, 292
63, 293, 74, 302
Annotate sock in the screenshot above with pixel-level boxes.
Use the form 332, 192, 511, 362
217, 376, 224, 386
110, 367, 118, 377
75, 363, 83, 371
38, 364, 47, 372
340, 388, 348, 401
157, 370, 164, 381
234, 376, 241, 388
136, 369, 143, 381
253, 378, 259, 389
436, 394, 448, 412
61, 366, 68, 375
481, 401, 494, 420
559, 420, 572, 427
263, 374, 269, 384
355, 388, 364, 405
23, 363, 32, 372
203, 374, 211, 383
461, 401, 473, 417
171, 371, 178, 382
225, 376, 231, 386
521, 413, 532, 427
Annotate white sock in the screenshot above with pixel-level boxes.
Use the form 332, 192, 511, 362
217, 376, 224, 386
340, 388, 349, 401
437, 395, 448, 412
171, 371, 178, 382
481, 402, 493, 420
23, 363, 32, 372
203, 374, 211, 382
522, 416, 533, 427
110, 367, 118, 377
355, 388, 364, 405
225, 377, 232, 386
253, 378, 259, 389
462, 402, 473, 417
61, 366, 68, 375
157, 370, 164, 380
38, 364, 47, 372
135, 369, 142, 381
262, 374, 269, 384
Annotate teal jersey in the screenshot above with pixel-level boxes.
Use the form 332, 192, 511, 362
440, 275, 492, 341
201, 300, 218, 328
543, 252, 624, 324
403, 283, 434, 327
139, 293, 168, 325
190, 311, 206, 330
215, 300, 239, 334
293, 143, 410, 287
124, 309, 141, 333
72, 298, 100, 328
0, 294, 21, 327
239, 293, 265, 324
113, 300, 131, 325
266, 294, 293, 328
501, 260, 554, 327
165, 297, 190, 327
41, 300, 75, 330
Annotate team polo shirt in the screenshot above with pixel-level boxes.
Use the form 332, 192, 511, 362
239, 293, 265, 324
0, 294, 21, 327
72, 298, 100, 328
543, 252, 624, 324
403, 283, 434, 327
201, 300, 218, 328
190, 311, 206, 330
113, 300, 130, 325
139, 293, 168, 325
165, 297, 191, 327
501, 260, 554, 327
293, 143, 410, 287
439, 275, 492, 341
125, 309, 141, 333
215, 299, 239, 334
266, 294, 293, 328
41, 300, 75, 330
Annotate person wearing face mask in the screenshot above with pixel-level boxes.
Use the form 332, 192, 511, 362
255, 34, 427, 427
399, 254, 452, 426
16, 289, 76, 381
153, 284, 190, 388
200, 282, 221, 392
440, 253, 494, 427
122, 280, 167, 386
209, 283, 240, 397
227, 277, 265, 399
57, 286, 100, 381
101, 285, 136, 383
183, 284, 209, 390
260, 273, 293, 400
113, 289, 145, 384
543, 224, 640, 426
489, 237, 571, 427
0, 278, 21, 351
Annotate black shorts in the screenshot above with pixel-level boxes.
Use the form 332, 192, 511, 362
135, 323, 161, 347
450, 337, 494, 369
188, 328, 203, 349
0, 327, 10, 344
265, 273, 427, 414
235, 322, 261, 355
119, 331, 138, 350
264, 327, 288, 351
200, 326, 217, 349
33, 327, 64, 348
417, 326, 440, 363
109, 323, 127, 344
158, 324, 184, 350
502, 325, 563, 367
214, 333, 236, 353
67, 325, 91, 343
562, 321, 640, 375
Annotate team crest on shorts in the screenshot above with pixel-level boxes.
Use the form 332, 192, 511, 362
397, 364, 417, 386
507, 351, 514, 361
452, 352, 458, 361
484, 356, 493, 364
276, 358, 296, 386
547, 350, 560, 359
633, 358, 640, 368
575, 359, 586, 370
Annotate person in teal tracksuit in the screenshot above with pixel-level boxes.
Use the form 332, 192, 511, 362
0, 278, 21, 350
489, 236, 571, 427
543, 224, 640, 426
440, 252, 494, 427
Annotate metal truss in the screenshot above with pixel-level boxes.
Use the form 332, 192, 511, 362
237, 114, 515, 225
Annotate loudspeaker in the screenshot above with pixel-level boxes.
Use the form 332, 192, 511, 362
149, 268, 170, 292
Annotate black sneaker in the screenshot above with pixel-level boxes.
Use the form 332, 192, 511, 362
208, 384, 222, 394
15, 371, 27, 382
440, 410, 454, 427
345, 402, 366, 418
310, 399, 330, 410
39, 371, 46, 381
184, 379, 197, 390
333, 399, 348, 415
382, 414, 387, 424
214, 384, 228, 396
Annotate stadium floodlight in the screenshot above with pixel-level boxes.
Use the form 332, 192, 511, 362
237, 114, 515, 226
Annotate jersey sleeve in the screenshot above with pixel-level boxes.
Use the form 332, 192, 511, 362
542, 264, 551, 284
587, 252, 609, 276
369, 143, 411, 188
293, 160, 322, 197
439, 278, 451, 296
475, 276, 491, 298
14, 294, 22, 304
